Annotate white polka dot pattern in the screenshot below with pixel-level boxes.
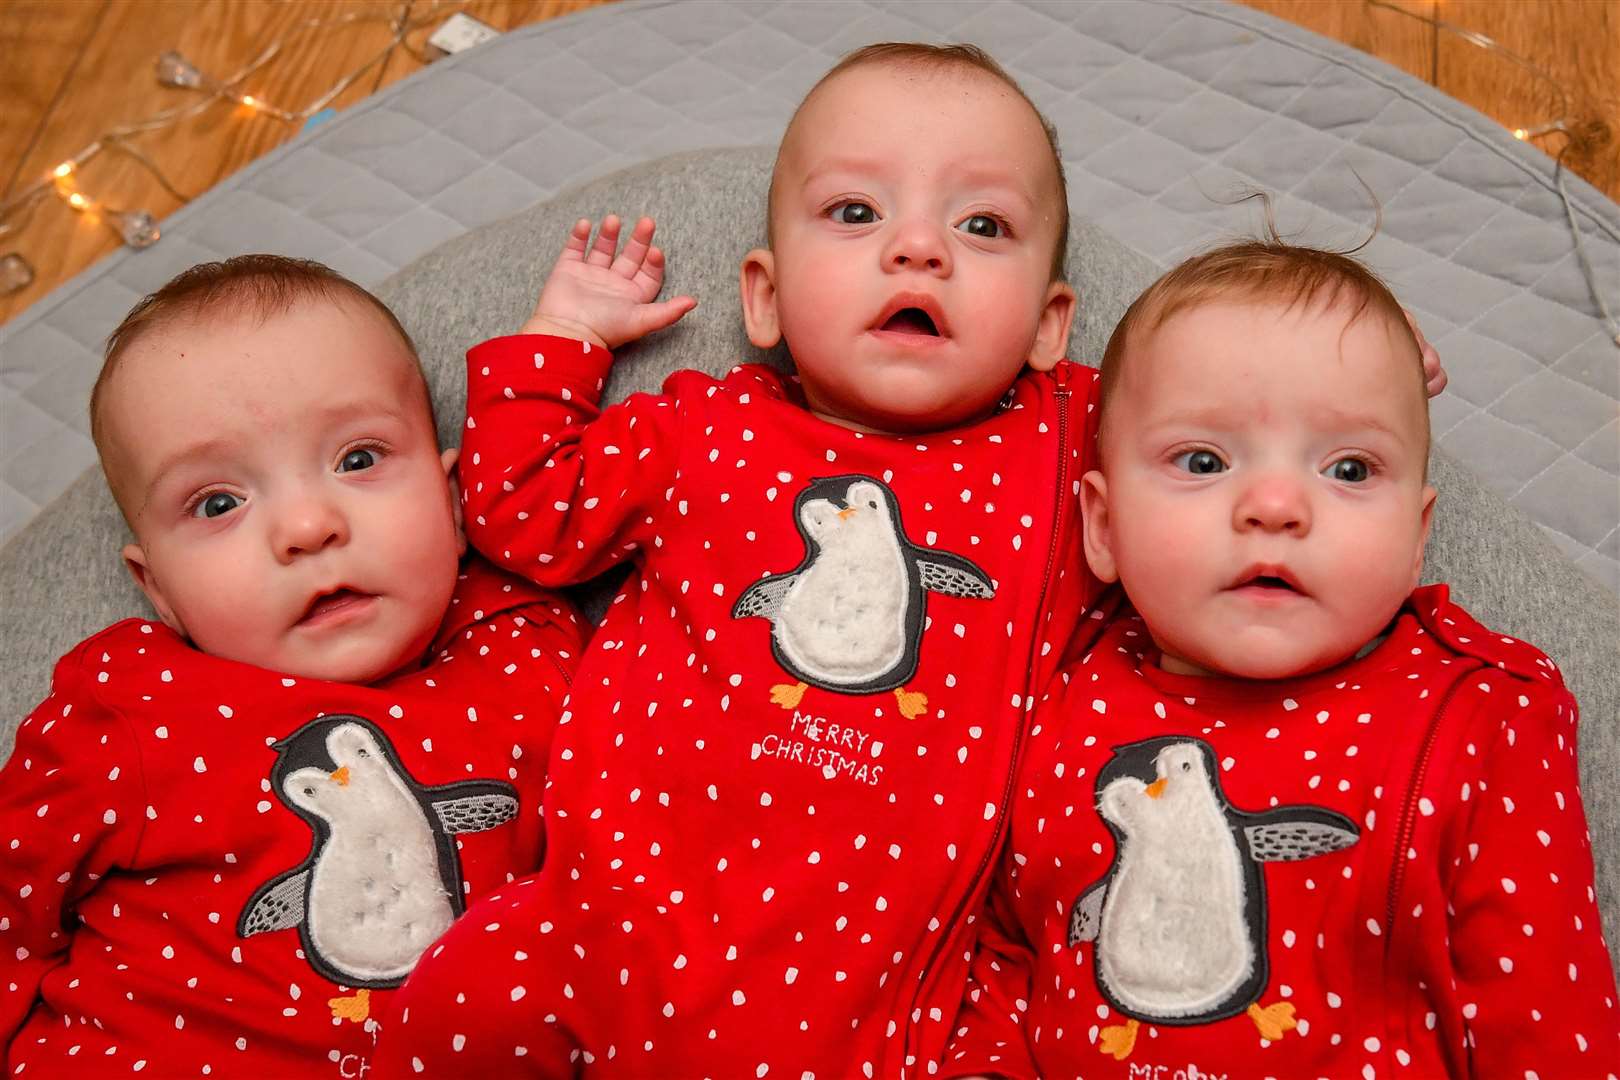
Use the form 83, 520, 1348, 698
373, 336, 1106, 1077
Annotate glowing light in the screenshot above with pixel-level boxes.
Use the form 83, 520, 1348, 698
240, 95, 259, 109
1513, 128, 1528, 140
66, 192, 90, 210
52, 162, 74, 179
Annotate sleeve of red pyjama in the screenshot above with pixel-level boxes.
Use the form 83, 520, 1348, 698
0, 652, 144, 1047
460, 334, 683, 586
939, 876, 1039, 1079
1445, 683, 1620, 1072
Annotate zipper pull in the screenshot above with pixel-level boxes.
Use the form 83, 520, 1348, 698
1054, 360, 1071, 392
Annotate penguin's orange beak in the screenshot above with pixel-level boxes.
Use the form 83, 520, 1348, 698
838, 507, 857, 521
1144, 777, 1167, 799
330, 766, 351, 787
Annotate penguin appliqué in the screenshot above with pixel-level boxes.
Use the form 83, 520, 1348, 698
1067, 736, 1359, 1060
238, 715, 520, 1020
731, 474, 995, 719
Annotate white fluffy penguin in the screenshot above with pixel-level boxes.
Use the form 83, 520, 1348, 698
731, 474, 995, 718
1067, 736, 1359, 1060
239, 715, 520, 1018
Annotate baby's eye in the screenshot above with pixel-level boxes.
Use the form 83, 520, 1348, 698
956, 214, 1003, 238
830, 201, 878, 225
1172, 450, 1226, 475
1324, 457, 1370, 483
193, 492, 243, 519
338, 448, 377, 473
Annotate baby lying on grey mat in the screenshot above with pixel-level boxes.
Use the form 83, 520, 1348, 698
0, 257, 585, 1074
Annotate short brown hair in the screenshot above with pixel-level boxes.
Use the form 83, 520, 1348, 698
91, 255, 425, 514
768, 42, 1070, 280
1096, 240, 1426, 456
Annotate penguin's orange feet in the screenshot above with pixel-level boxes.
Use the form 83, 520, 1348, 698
1098, 1018, 1139, 1059
894, 686, 928, 719
1247, 1000, 1297, 1042
770, 682, 809, 710
329, 988, 371, 1023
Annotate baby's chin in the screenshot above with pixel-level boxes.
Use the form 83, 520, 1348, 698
1157, 633, 1366, 682
809, 386, 1005, 435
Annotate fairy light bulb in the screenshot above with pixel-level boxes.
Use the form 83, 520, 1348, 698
106, 209, 161, 249
0, 252, 34, 295
156, 50, 207, 90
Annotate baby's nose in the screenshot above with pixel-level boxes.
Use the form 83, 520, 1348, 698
884, 220, 950, 274
274, 497, 349, 560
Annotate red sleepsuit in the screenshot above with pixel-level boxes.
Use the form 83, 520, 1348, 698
943, 586, 1620, 1079
1, 560, 584, 1078
374, 335, 1105, 1078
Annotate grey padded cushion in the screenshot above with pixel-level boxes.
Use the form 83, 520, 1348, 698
1, 147, 1615, 972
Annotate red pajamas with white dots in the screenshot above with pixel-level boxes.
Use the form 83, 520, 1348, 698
372, 335, 1106, 1078
1, 561, 583, 1078
943, 586, 1620, 1078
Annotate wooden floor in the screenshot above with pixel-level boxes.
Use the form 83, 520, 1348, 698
1, 0, 1615, 325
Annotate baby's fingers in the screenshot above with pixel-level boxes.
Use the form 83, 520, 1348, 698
612, 217, 658, 280
631, 244, 669, 297
585, 214, 623, 267
554, 218, 594, 264
623, 295, 696, 344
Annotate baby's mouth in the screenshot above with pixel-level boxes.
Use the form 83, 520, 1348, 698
299, 588, 372, 625
879, 308, 939, 336
1228, 567, 1307, 597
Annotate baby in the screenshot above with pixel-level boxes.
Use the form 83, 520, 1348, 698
377, 47, 1444, 1079
942, 241, 1620, 1078
377, 42, 1104, 1079
0, 255, 584, 1077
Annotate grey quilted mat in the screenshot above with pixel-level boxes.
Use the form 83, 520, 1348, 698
1, 0, 1616, 588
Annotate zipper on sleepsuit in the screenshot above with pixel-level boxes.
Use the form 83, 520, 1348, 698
1385, 671, 1474, 940
902, 367, 1073, 1074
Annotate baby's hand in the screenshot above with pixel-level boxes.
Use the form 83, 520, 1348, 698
1404, 308, 1447, 397
521, 215, 696, 350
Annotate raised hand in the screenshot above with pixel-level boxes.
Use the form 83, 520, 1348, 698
520, 215, 697, 350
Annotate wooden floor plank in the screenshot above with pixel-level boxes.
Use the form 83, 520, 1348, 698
0, 1, 615, 321
1435, 0, 1619, 200
0, 1, 106, 200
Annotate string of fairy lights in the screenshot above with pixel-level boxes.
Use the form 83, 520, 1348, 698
0, 1, 1614, 344
0, 1, 451, 295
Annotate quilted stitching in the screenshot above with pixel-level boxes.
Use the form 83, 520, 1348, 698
0, 0, 1614, 591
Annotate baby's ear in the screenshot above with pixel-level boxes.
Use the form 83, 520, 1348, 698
739, 248, 782, 348
123, 543, 187, 637
1079, 470, 1120, 584
441, 447, 468, 558
1027, 280, 1077, 372
1410, 483, 1438, 590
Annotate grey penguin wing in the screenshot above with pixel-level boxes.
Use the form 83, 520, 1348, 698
429, 779, 520, 834
1244, 805, 1361, 862
238, 866, 309, 937
915, 549, 995, 599
732, 572, 797, 620
1068, 880, 1108, 947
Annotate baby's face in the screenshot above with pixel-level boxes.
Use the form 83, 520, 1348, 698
105, 298, 465, 684
745, 63, 1074, 433
1084, 299, 1435, 679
